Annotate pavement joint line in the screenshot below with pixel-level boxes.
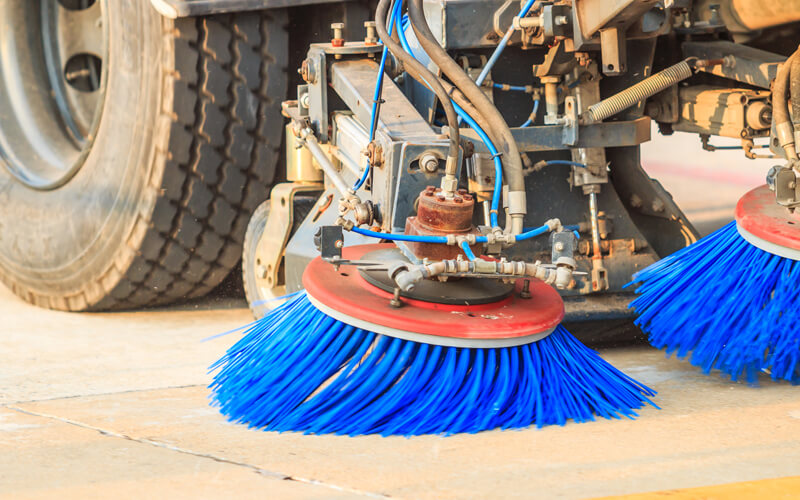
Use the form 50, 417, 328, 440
1, 383, 206, 406
6, 405, 390, 499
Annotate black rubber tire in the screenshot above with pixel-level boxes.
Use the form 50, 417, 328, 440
0, 3, 288, 311
242, 194, 318, 319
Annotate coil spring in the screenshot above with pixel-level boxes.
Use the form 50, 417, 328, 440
586, 60, 693, 123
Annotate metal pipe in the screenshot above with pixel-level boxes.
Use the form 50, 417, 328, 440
297, 127, 350, 196
589, 191, 602, 259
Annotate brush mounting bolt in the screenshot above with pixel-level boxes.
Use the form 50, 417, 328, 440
389, 287, 403, 308
519, 279, 532, 299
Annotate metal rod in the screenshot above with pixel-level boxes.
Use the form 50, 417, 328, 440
589, 191, 602, 259
299, 127, 351, 196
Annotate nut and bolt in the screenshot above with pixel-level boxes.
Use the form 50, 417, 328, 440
364, 21, 378, 45
331, 23, 345, 47
554, 242, 565, 252
554, 15, 569, 25
390, 287, 403, 308
256, 265, 268, 279
519, 279, 532, 299
454, 197, 463, 204
299, 59, 316, 84
420, 154, 439, 173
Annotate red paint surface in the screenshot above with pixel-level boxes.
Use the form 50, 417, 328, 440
735, 185, 800, 250
302, 244, 565, 339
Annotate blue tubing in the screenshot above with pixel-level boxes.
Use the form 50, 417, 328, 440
520, 99, 540, 128
452, 102, 503, 228
351, 226, 448, 244
460, 241, 477, 261
540, 160, 587, 168
353, 0, 401, 191
515, 224, 549, 241
492, 83, 530, 92
475, 0, 538, 86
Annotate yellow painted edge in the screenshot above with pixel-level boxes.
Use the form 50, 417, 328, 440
595, 476, 800, 500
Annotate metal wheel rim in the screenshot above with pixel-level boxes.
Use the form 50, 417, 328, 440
0, 0, 108, 190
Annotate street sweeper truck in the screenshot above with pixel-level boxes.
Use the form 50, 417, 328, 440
0, 1, 798, 387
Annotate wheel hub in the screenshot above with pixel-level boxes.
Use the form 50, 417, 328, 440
0, 0, 107, 190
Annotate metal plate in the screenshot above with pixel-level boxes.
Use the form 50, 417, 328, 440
357, 248, 514, 305
735, 185, 800, 261
302, 244, 564, 348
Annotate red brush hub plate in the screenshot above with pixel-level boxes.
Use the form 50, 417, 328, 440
735, 185, 800, 261
302, 244, 565, 348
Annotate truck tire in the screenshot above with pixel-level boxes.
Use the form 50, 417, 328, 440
0, 2, 287, 310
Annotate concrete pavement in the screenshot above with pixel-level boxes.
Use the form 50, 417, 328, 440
2, 278, 799, 499
2, 132, 798, 499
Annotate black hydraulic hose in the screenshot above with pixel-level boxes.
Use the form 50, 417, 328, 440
773, 50, 799, 160
375, 0, 460, 163
407, 0, 526, 217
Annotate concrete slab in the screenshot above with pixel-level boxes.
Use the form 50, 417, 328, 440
0, 407, 353, 500
10, 347, 800, 499
0, 284, 251, 405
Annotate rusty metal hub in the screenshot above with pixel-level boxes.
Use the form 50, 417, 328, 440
404, 186, 482, 260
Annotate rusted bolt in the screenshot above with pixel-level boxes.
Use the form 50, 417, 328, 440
299, 58, 316, 84
457, 188, 468, 195
420, 153, 439, 173
454, 197, 463, 203
463, 194, 473, 201
331, 22, 345, 47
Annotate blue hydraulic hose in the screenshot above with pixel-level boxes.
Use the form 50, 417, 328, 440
353, 226, 491, 244
460, 241, 477, 261
540, 160, 587, 168
520, 99, 540, 128
452, 102, 503, 228
492, 83, 530, 92
515, 224, 549, 241
475, 0, 538, 87
352, 226, 447, 244
353, 0, 401, 191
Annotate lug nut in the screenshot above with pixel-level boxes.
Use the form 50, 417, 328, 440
454, 197, 463, 203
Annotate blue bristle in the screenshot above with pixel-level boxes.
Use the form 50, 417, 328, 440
210, 291, 657, 436
628, 221, 800, 384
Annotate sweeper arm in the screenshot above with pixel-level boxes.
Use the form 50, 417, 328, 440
242, 0, 800, 322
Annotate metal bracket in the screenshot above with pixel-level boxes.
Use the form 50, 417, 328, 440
315, 225, 345, 260
252, 182, 323, 298
774, 167, 800, 209
562, 96, 579, 146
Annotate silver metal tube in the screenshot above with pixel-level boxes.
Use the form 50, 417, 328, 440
299, 127, 351, 196
589, 191, 602, 258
